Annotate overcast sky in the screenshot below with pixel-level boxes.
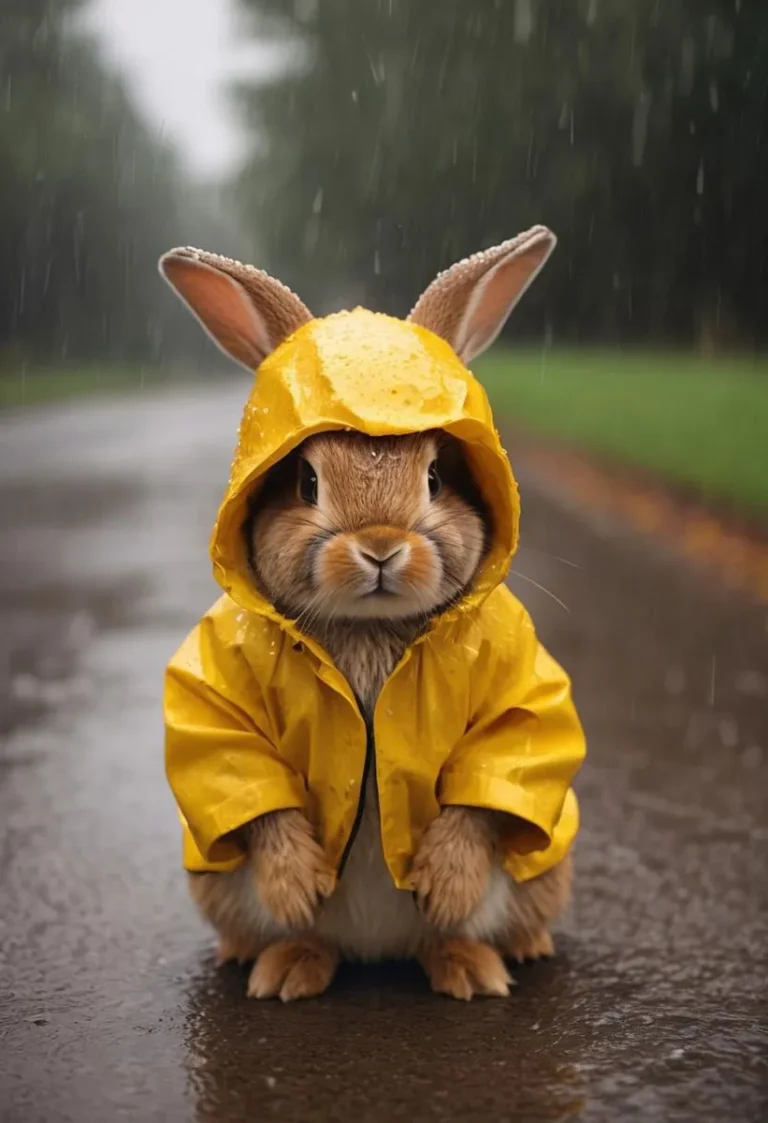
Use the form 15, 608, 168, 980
86, 0, 283, 179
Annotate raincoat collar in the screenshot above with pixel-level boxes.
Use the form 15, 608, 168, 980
209, 307, 520, 659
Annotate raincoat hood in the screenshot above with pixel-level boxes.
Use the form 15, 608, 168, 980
211, 307, 519, 621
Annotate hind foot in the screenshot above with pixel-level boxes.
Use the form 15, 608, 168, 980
247, 937, 339, 1002
216, 935, 261, 966
503, 928, 555, 963
420, 938, 513, 1000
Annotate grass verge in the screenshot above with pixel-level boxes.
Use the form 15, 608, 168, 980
0, 366, 166, 410
477, 348, 768, 517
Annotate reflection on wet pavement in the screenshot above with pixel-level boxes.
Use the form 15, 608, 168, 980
1, 384, 766, 1121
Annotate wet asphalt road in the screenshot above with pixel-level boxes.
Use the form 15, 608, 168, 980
1, 381, 766, 1123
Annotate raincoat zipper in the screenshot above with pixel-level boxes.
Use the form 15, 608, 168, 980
336, 719, 374, 879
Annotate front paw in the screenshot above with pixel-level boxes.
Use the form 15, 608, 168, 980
251, 810, 336, 929
410, 807, 494, 929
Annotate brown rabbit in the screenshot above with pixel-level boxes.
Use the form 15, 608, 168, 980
161, 228, 584, 1001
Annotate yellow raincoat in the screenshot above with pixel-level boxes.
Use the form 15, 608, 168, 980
165, 309, 585, 888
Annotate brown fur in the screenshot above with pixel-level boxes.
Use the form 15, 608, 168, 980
189, 870, 267, 962
248, 809, 336, 928
407, 226, 556, 363
160, 247, 312, 369
216, 933, 260, 966
247, 431, 488, 634
505, 928, 555, 962
247, 936, 340, 1001
411, 806, 497, 929
497, 853, 573, 956
316, 617, 422, 715
419, 938, 513, 1000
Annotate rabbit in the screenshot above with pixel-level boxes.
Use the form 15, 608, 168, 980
161, 226, 584, 1001
187, 429, 571, 1001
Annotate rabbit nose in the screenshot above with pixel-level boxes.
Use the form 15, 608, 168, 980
359, 545, 405, 569
355, 528, 408, 567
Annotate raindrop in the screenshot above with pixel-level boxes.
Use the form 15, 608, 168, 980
312, 187, 324, 214
514, 0, 534, 44
709, 654, 717, 707
709, 82, 719, 112
526, 126, 535, 179
367, 54, 386, 86
696, 159, 705, 195
632, 90, 652, 167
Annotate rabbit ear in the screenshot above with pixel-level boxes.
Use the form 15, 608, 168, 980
159, 247, 313, 370
407, 225, 556, 364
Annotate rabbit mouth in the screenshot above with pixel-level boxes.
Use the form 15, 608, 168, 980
361, 585, 396, 598
326, 592, 439, 622
358, 563, 410, 600
329, 571, 447, 620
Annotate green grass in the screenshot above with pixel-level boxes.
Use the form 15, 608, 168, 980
0, 366, 165, 410
477, 348, 768, 517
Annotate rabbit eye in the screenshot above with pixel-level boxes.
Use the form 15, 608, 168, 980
299, 458, 318, 504
427, 460, 442, 499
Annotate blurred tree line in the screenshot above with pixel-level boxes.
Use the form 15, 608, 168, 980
233, 0, 767, 350
0, 0, 239, 370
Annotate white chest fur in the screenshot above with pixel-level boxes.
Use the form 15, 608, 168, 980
313, 770, 515, 959
314, 772, 427, 960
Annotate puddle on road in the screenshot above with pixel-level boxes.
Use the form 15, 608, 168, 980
0, 471, 154, 738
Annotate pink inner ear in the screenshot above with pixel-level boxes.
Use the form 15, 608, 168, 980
162, 257, 270, 369
460, 245, 551, 359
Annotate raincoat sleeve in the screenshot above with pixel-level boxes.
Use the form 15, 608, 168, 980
164, 607, 307, 867
438, 597, 585, 856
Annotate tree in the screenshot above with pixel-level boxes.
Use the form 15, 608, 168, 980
0, 0, 243, 368
232, 0, 768, 348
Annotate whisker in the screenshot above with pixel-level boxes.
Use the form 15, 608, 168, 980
290, 516, 338, 536
415, 513, 466, 536
509, 570, 571, 614
401, 581, 438, 630
517, 546, 581, 570
294, 587, 332, 634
